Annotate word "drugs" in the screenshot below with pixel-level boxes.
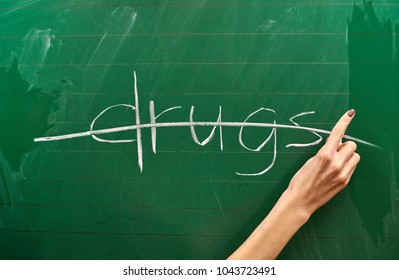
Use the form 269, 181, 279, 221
34, 72, 379, 176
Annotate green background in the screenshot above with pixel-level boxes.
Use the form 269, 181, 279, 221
0, 0, 398, 259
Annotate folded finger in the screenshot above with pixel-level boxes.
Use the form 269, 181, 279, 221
342, 152, 361, 179
338, 141, 357, 161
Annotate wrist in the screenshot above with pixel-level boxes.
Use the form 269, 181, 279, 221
273, 188, 312, 227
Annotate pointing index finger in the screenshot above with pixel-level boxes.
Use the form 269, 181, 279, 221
326, 109, 356, 150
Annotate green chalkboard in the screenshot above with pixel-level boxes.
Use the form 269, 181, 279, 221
0, 0, 398, 259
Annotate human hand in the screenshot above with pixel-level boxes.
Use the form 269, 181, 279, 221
285, 109, 360, 218
228, 110, 360, 260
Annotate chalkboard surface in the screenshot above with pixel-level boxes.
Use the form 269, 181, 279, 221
0, 0, 398, 259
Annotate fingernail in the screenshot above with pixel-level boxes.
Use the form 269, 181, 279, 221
347, 109, 355, 117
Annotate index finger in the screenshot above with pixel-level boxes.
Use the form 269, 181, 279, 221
325, 109, 355, 150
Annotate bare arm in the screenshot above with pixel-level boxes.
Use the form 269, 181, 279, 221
228, 109, 360, 260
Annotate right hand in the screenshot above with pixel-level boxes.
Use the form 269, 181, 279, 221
285, 109, 361, 217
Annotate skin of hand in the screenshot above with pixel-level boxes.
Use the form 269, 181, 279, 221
228, 109, 360, 260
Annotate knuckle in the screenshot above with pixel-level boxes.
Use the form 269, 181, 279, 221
331, 162, 343, 173
343, 177, 352, 188
316, 150, 332, 163
337, 173, 348, 184
347, 141, 357, 151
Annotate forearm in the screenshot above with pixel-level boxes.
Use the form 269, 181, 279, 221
228, 189, 310, 260
228, 110, 359, 260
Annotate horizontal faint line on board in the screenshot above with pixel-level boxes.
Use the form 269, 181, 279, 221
1, 1, 399, 11
0, 148, 322, 154
1, 32, 396, 39
0, 228, 247, 238
9, 176, 292, 185
0, 228, 397, 240
0, 202, 391, 213
1, 62, 352, 67
0, 202, 271, 212
11, 176, 396, 186
2, 150, 390, 156
0, 92, 350, 96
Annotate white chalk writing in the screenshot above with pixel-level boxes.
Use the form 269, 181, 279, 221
34, 71, 380, 176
